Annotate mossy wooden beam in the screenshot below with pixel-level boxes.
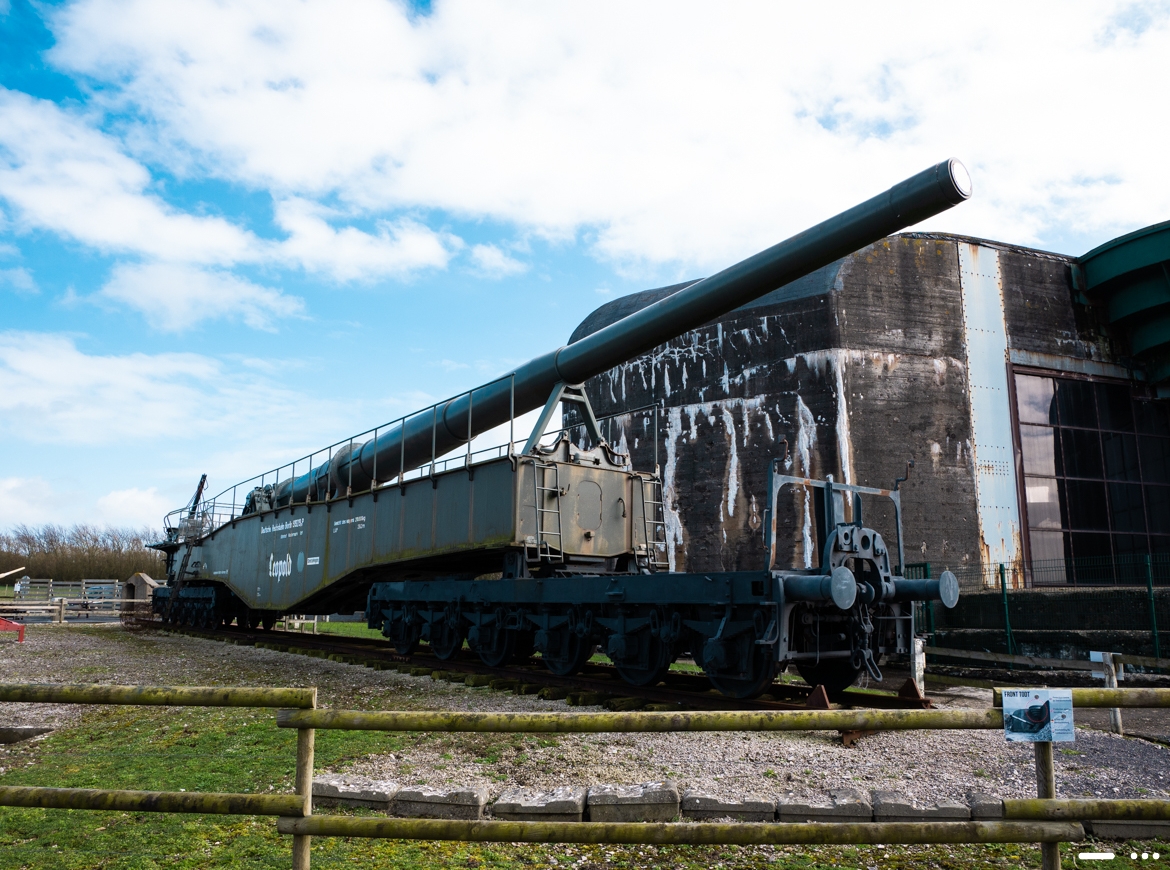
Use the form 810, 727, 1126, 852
277, 817, 1083, 845
0, 683, 316, 708
277, 707, 1002, 733
0, 786, 306, 817
992, 687, 1170, 708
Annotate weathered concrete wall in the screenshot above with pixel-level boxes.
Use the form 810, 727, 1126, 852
995, 244, 1119, 363
570, 234, 988, 575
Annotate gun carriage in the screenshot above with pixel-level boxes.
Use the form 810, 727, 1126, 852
152, 160, 971, 697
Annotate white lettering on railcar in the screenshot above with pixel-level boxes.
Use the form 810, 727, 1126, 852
268, 553, 293, 582
260, 518, 304, 535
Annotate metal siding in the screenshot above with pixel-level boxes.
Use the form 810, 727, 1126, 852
958, 243, 1022, 575
473, 460, 519, 544
301, 511, 328, 598
400, 482, 436, 555
434, 471, 473, 550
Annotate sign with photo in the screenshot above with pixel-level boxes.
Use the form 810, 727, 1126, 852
1002, 688, 1074, 742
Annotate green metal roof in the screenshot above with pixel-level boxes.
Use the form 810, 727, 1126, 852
1078, 219, 1170, 385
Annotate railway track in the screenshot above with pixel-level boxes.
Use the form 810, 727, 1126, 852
157, 623, 933, 714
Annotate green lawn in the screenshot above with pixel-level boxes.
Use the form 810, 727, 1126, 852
298, 619, 385, 640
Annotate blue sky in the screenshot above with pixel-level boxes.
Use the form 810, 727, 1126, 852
2, 0, 1170, 529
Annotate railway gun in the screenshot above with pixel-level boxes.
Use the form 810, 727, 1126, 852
151, 159, 971, 698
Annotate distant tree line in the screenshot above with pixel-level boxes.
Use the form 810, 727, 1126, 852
0, 525, 166, 584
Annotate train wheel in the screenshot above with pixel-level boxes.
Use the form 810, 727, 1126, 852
704, 645, 777, 699
430, 615, 465, 661
473, 610, 515, 667
245, 610, 262, 630
795, 660, 862, 699
613, 635, 673, 687
393, 631, 421, 657
261, 613, 276, 631
541, 632, 593, 677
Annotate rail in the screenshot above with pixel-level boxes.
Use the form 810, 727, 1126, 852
4, 684, 1169, 870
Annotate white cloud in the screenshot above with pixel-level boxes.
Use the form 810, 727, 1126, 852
0, 477, 69, 528
0, 88, 457, 330
41, 0, 1170, 265
0, 330, 306, 444
1, 478, 173, 529
0, 88, 260, 265
99, 262, 303, 331
95, 486, 173, 527
0, 266, 36, 294
469, 243, 525, 278
273, 197, 454, 281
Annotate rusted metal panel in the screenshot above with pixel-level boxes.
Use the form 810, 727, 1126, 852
957, 243, 1022, 577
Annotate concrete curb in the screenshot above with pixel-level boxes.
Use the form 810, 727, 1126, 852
311, 776, 1170, 838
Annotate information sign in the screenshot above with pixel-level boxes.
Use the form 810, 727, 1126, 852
1002, 688, 1074, 742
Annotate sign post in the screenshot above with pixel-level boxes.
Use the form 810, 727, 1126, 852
1003, 688, 1073, 870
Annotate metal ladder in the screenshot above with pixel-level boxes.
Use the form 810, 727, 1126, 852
638, 477, 669, 571
162, 540, 196, 623
530, 460, 565, 564
162, 475, 208, 624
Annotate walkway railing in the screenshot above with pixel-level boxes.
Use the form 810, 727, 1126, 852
2, 683, 1169, 870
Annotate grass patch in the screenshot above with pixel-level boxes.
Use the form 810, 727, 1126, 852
296, 620, 385, 640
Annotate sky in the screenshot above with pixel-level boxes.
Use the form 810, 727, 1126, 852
2, 0, 1170, 531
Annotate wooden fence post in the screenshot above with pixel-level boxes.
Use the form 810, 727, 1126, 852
1101, 653, 1124, 736
293, 724, 316, 869
1034, 741, 1059, 870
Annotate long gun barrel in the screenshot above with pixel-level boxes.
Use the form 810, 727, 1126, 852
284, 159, 971, 503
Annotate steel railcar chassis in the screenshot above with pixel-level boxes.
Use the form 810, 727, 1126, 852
368, 464, 960, 700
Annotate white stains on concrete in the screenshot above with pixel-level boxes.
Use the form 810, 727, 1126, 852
723, 410, 739, 518
930, 441, 942, 471
831, 351, 854, 486
795, 394, 818, 569
662, 406, 686, 572
933, 358, 946, 385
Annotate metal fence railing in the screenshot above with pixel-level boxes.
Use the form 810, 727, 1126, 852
5, 683, 1170, 869
907, 554, 1170, 591
907, 557, 1169, 658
